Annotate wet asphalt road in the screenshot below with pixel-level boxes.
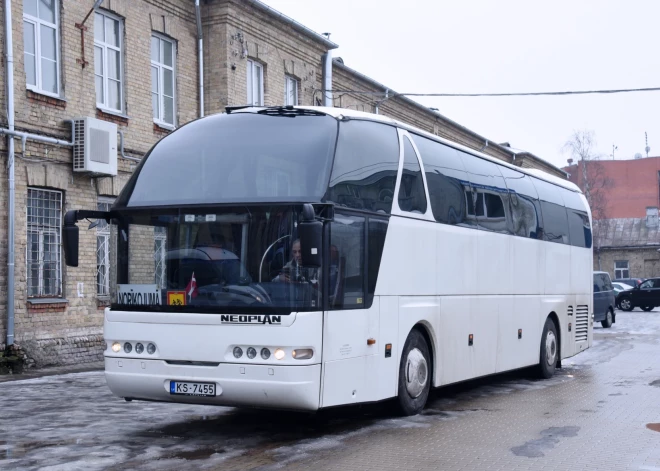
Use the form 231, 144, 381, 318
2, 311, 660, 471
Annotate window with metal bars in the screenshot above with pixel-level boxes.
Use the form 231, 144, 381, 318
97, 197, 114, 296
154, 226, 167, 289
27, 188, 62, 297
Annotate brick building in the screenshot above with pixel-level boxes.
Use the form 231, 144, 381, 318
564, 157, 660, 279
0, 0, 566, 367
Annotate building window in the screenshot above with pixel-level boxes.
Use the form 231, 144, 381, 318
96, 197, 114, 296
27, 189, 62, 297
285, 76, 298, 106
615, 260, 629, 279
247, 59, 264, 106
23, 0, 60, 96
94, 11, 123, 112
151, 34, 176, 126
154, 227, 167, 289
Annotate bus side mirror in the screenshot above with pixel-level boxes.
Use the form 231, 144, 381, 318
63, 211, 80, 267
299, 204, 322, 268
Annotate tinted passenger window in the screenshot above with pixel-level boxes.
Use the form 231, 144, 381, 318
398, 137, 427, 214
532, 178, 570, 244
329, 214, 365, 310
459, 151, 511, 233
593, 274, 601, 292
325, 121, 399, 213
366, 218, 388, 308
567, 209, 592, 248
498, 167, 543, 239
411, 134, 469, 225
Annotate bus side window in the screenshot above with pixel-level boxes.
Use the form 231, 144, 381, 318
499, 167, 544, 239
532, 178, 570, 245
397, 137, 427, 214
411, 134, 469, 226
325, 121, 400, 213
329, 214, 366, 310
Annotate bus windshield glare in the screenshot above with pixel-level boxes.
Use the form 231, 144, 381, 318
109, 206, 322, 313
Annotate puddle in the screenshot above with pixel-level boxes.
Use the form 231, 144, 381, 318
511, 426, 580, 458
649, 380, 660, 387
647, 423, 660, 433
168, 447, 226, 460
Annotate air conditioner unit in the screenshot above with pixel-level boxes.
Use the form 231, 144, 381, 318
72, 117, 117, 176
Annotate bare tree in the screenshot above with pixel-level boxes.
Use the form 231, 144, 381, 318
562, 130, 614, 269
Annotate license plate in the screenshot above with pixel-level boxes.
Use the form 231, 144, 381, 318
169, 381, 216, 397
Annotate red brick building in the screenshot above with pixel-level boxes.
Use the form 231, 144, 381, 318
564, 157, 660, 219
563, 157, 660, 279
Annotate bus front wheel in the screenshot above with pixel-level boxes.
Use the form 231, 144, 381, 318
396, 329, 431, 416
537, 317, 558, 379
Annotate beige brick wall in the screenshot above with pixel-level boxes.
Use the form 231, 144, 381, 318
0, 0, 200, 364
596, 248, 660, 280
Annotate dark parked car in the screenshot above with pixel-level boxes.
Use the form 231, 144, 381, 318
617, 277, 660, 312
614, 277, 644, 288
593, 272, 616, 328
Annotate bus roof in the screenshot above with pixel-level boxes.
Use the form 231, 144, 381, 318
232, 106, 582, 195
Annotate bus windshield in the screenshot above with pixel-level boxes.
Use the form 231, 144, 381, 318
109, 206, 322, 313
118, 113, 338, 208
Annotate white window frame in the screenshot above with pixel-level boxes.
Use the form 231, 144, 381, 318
285, 75, 299, 106
151, 33, 177, 128
247, 59, 264, 106
96, 197, 114, 297
23, 0, 61, 97
614, 260, 629, 279
27, 188, 62, 298
94, 10, 124, 113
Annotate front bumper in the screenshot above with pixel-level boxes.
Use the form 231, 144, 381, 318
105, 357, 321, 411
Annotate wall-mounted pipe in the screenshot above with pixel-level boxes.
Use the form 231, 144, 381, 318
118, 130, 140, 162
195, 0, 204, 117
4, 0, 15, 347
321, 52, 332, 107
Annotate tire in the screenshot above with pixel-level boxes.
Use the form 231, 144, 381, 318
537, 317, 558, 379
396, 329, 431, 416
601, 308, 613, 328
619, 296, 634, 312
642, 306, 654, 312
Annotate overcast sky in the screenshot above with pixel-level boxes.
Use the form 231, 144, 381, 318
261, 0, 660, 169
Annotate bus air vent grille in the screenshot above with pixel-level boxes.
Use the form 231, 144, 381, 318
575, 305, 589, 342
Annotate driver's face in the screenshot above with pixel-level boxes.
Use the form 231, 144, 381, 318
292, 242, 301, 264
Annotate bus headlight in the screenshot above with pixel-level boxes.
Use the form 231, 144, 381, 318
292, 349, 313, 360
135, 343, 144, 354
123, 342, 132, 354
147, 343, 157, 355
274, 348, 285, 360
261, 348, 271, 360
247, 347, 257, 359
233, 346, 243, 359
111, 342, 121, 353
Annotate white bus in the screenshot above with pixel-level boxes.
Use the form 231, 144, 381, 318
64, 106, 593, 415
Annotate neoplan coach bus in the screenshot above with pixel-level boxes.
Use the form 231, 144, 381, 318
63, 106, 593, 416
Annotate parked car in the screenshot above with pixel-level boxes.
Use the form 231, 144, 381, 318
612, 282, 633, 293
614, 277, 644, 288
593, 271, 616, 328
617, 277, 660, 312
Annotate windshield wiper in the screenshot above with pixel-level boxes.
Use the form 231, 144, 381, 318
256, 106, 327, 117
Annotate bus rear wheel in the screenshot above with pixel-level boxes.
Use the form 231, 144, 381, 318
396, 329, 431, 416
537, 317, 558, 379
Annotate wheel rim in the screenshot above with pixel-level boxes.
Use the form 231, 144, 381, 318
405, 348, 428, 398
607, 310, 612, 323
621, 298, 631, 310
545, 330, 557, 367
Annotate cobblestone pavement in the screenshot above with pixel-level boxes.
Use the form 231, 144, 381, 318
2, 311, 660, 471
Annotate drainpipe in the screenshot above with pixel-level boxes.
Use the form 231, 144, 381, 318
4, 0, 15, 347
321, 52, 332, 107
195, 0, 204, 117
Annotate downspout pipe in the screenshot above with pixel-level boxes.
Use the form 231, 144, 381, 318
195, 0, 204, 117
321, 51, 332, 107
4, 0, 15, 347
